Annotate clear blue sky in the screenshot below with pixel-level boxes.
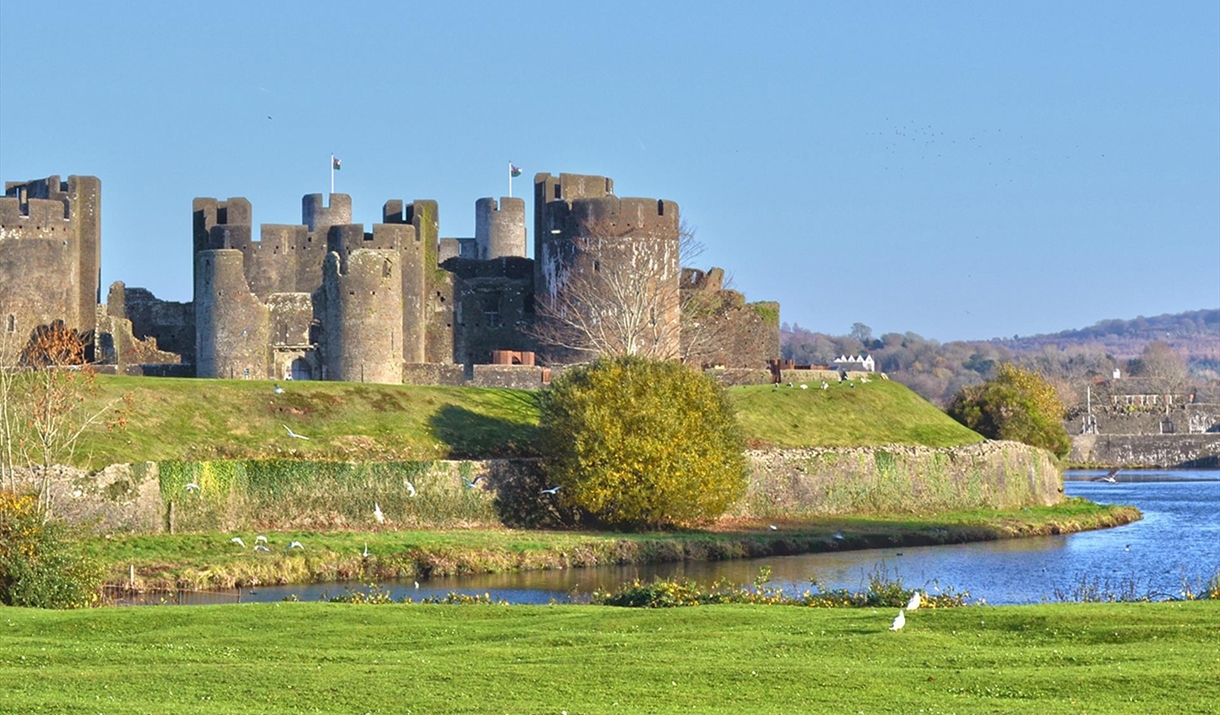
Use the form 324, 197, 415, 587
2, 1, 1217, 342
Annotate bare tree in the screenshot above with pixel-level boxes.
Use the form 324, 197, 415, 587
0, 321, 128, 517
531, 219, 682, 361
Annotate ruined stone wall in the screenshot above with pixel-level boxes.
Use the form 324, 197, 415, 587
448, 256, 536, 365
0, 175, 100, 353
110, 283, 195, 364
322, 249, 404, 384
1066, 402, 1220, 436
1070, 433, 1220, 468
738, 441, 1062, 518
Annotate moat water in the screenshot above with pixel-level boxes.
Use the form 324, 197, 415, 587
122, 470, 1220, 606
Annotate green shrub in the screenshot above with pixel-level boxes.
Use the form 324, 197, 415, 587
539, 356, 748, 529
0, 491, 102, 608
946, 363, 1070, 458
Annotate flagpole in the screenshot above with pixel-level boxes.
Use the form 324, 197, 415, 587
508, 161, 513, 198
330, 154, 335, 195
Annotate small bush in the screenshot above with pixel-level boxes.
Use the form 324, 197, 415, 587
0, 491, 102, 608
946, 363, 1070, 458
539, 356, 748, 529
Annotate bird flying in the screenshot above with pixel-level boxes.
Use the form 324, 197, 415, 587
255, 535, 268, 544
230, 537, 246, 548
906, 592, 921, 611
768, 524, 778, 531
363, 542, 371, 558
374, 502, 385, 524
185, 482, 201, 492
463, 476, 484, 489
288, 541, 304, 550
540, 486, 561, 495
254, 544, 271, 553
273, 384, 285, 394
890, 609, 906, 631
283, 425, 310, 440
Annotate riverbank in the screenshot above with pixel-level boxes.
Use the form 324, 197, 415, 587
1, 600, 1214, 714
85, 498, 1139, 592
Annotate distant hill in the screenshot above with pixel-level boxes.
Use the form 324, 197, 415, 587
994, 309, 1219, 363
782, 308, 1219, 406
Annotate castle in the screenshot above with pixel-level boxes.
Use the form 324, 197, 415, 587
1, 172, 779, 386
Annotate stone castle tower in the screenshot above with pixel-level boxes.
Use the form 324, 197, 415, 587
0, 175, 101, 356
533, 172, 681, 360
192, 193, 433, 382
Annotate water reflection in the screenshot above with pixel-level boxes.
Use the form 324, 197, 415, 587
117, 469, 1220, 606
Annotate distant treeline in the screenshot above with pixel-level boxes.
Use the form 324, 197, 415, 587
781, 309, 1220, 407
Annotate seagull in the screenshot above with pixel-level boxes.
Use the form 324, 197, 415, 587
540, 486, 561, 495
363, 542, 371, 558
273, 383, 285, 394
283, 425, 310, 440
907, 592, 921, 611
832, 531, 845, 541
890, 609, 906, 631
1093, 468, 1119, 483
463, 476, 484, 489
373, 503, 385, 524
288, 541, 304, 550
821, 381, 828, 390
800, 384, 808, 390
768, 524, 778, 531
414, 581, 420, 589
255, 535, 268, 545
254, 544, 271, 553
185, 482, 201, 492
405, 480, 416, 497
230, 537, 246, 548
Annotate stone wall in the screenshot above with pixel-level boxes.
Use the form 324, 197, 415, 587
737, 441, 1062, 518
1070, 433, 1220, 468
469, 364, 550, 389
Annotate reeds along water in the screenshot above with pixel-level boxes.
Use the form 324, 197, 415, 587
157, 459, 520, 531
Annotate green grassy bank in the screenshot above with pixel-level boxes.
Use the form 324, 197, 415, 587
1, 600, 1215, 714
85, 499, 1138, 590
68, 375, 981, 469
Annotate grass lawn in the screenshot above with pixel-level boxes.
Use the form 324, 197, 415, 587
0, 601, 1215, 714
68, 374, 981, 469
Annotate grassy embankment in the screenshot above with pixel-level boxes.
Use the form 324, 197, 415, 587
1, 601, 1216, 714
70, 374, 981, 469
59, 375, 1135, 591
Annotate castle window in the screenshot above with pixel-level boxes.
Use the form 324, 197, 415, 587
554, 184, 561, 199
5, 315, 15, 333
658, 200, 665, 216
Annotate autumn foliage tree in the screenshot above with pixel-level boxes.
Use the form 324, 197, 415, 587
946, 363, 1071, 459
538, 356, 748, 529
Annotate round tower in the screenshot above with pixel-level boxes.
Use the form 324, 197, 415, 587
322, 249, 404, 384
475, 197, 526, 259
194, 249, 270, 379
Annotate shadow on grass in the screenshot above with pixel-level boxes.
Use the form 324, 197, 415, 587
429, 405, 540, 459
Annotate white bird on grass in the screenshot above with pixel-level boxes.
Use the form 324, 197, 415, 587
255, 535, 268, 545
283, 425, 310, 440
405, 480, 416, 497
185, 482, 201, 493
768, 524, 778, 531
288, 541, 304, 550
254, 544, 271, 553
907, 592, 921, 611
273, 383, 285, 395
363, 542, 371, 558
890, 609, 906, 631
832, 531, 845, 541
373, 502, 385, 524
800, 383, 808, 390
230, 537, 246, 548
540, 486, 561, 495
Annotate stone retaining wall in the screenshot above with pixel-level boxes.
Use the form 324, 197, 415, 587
1070, 434, 1220, 468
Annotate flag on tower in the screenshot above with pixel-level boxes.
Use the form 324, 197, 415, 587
510, 163, 522, 177
332, 156, 342, 171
